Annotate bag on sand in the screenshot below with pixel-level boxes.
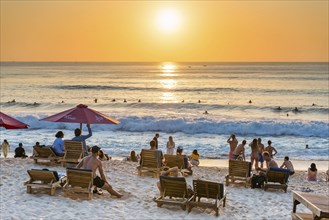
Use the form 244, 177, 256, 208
251, 173, 266, 188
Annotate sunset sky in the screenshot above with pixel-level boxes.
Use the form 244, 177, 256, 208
1, 1, 328, 62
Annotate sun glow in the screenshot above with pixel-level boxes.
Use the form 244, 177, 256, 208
155, 9, 181, 33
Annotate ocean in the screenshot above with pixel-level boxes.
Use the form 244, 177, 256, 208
0, 62, 328, 160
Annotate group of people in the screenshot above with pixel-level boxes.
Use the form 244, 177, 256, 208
1, 140, 28, 158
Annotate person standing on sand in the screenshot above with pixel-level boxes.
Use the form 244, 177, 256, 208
153, 133, 159, 149
249, 139, 259, 169
72, 124, 92, 156
1, 139, 10, 158
265, 140, 278, 159
227, 134, 238, 160
232, 140, 246, 161
77, 146, 123, 198
257, 138, 265, 168
166, 136, 175, 155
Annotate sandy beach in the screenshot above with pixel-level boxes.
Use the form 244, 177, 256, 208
0, 158, 328, 220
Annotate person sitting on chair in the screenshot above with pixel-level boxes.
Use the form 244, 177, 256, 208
76, 146, 122, 198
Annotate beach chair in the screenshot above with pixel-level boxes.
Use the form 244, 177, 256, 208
164, 154, 185, 169
188, 180, 227, 216
137, 149, 163, 178
155, 176, 192, 210
264, 168, 288, 193
25, 169, 62, 196
32, 146, 60, 165
63, 167, 93, 200
59, 141, 84, 167
225, 160, 251, 187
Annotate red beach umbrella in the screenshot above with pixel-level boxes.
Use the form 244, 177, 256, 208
0, 112, 29, 129
40, 104, 120, 128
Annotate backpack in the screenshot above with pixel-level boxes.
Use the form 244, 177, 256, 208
251, 173, 266, 188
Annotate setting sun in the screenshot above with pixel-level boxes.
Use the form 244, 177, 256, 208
155, 8, 182, 33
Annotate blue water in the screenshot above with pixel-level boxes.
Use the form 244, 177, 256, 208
0, 62, 328, 160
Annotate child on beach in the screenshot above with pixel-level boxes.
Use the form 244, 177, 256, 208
166, 136, 175, 155
280, 156, 295, 175
1, 139, 10, 158
189, 149, 200, 166
308, 163, 317, 181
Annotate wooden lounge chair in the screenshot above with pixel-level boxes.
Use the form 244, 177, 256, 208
63, 167, 93, 200
59, 141, 84, 167
164, 154, 185, 169
155, 176, 192, 210
188, 179, 227, 216
264, 168, 288, 193
32, 146, 60, 165
137, 149, 163, 178
25, 169, 61, 196
225, 160, 251, 187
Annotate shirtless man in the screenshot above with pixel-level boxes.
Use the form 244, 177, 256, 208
264, 140, 278, 159
76, 146, 122, 198
227, 134, 238, 160
232, 140, 246, 161
249, 139, 259, 169
260, 151, 278, 170
257, 138, 265, 168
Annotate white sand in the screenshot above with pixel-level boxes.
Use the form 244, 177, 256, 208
0, 158, 328, 220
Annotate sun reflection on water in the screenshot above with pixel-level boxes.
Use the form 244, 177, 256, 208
160, 63, 178, 102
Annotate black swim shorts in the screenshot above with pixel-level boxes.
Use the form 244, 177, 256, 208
93, 176, 105, 188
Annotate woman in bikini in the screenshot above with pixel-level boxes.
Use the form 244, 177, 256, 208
249, 139, 259, 169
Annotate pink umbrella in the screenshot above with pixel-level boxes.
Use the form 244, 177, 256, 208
0, 112, 29, 129
40, 104, 120, 128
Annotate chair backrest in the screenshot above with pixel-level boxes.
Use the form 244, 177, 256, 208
164, 154, 184, 169
193, 179, 224, 200
160, 176, 188, 198
33, 146, 56, 158
228, 160, 251, 177
27, 169, 58, 183
266, 170, 287, 184
63, 141, 84, 160
140, 149, 162, 169
66, 167, 93, 188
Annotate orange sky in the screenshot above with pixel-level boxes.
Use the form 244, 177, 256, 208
1, 1, 328, 62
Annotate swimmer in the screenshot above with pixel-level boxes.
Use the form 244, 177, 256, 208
182, 100, 184, 103
249, 100, 252, 104
287, 113, 289, 117
33, 102, 38, 105
277, 106, 282, 110
203, 110, 208, 114
293, 107, 299, 112
198, 100, 201, 103
312, 103, 316, 106
94, 98, 98, 103
111, 99, 116, 102
124, 99, 127, 103
305, 144, 309, 149
138, 99, 141, 103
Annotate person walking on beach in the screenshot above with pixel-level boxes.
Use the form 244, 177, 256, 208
166, 136, 175, 155
227, 134, 238, 160
153, 133, 159, 149
52, 131, 65, 156
232, 140, 246, 161
249, 139, 259, 169
77, 146, 123, 198
72, 124, 92, 156
257, 138, 265, 168
265, 140, 278, 158
1, 139, 10, 158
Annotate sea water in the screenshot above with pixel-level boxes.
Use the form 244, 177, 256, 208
0, 62, 328, 160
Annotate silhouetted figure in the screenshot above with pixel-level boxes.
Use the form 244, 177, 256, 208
111, 99, 116, 102
94, 99, 98, 103
293, 107, 299, 112
305, 144, 309, 149
287, 113, 289, 117
182, 100, 184, 103
249, 100, 252, 104
203, 111, 208, 114
138, 99, 141, 103
312, 103, 316, 106
8, 99, 16, 103
124, 99, 127, 103
33, 102, 38, 106
61, 100, 65, 103
277, 106, 282, 110
198, 100, 201, 103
